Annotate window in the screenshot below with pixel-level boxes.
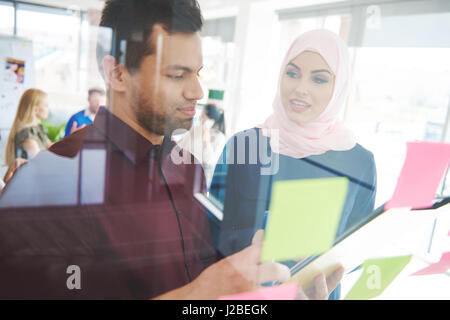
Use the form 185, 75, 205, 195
277, 0, 450, 207
14, 3, 95, 125
272, 0, 450, 299
16, 4, 81, 95
0, 1, 14, 36
346, 10, 450, 207
279, 14, 351, 56
200, 17, 237, 134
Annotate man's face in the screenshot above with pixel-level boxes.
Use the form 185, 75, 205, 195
88, 92, 106, 114
129, 26, 204, 136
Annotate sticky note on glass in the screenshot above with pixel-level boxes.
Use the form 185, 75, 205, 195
260, 177, 348, 262
218, 283, 298, 300
386, 142, 450, 210
412, 252, 450, 276
344, 255, 412, 300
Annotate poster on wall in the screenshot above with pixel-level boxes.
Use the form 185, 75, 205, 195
4, 57, 26, 85
0, 36, 35, 130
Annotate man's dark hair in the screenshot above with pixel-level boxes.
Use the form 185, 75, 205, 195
88, 88, 106, 97
97, 0, 203, 75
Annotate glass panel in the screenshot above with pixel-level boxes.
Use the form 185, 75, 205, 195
279, 14, 351, 55
0, 2, 14, 36
348, 46, 450, 208
16, 5, 83, 124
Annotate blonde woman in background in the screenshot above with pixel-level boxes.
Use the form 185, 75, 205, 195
5, 88, 51, 168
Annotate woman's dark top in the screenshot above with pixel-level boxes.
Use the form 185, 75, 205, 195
210, 128, 377, 300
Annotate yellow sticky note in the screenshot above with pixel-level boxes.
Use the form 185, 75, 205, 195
344, 255, 412, 300
260, 177, 348, 262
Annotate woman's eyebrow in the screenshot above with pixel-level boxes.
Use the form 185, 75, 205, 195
288, 62, 333, 76
287, 63, 332, 75
287, 62, 300, 70
311, 69, 332, 75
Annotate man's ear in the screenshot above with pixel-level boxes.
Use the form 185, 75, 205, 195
102, 55, 129, 93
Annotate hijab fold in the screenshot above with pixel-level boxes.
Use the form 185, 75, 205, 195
257, 29, 356, 159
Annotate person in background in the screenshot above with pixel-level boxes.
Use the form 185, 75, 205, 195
4, 88, 51, 168
177, 104, 226, 186
64, 88, 106, 137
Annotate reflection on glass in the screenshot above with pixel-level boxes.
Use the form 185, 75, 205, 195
0, 0, 220, 299
0, 107, 216, 299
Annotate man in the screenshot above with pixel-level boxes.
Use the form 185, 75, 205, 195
64, 88, 106, 137
0, 0, 341, 299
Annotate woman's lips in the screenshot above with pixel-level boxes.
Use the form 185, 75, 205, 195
289, 99, 311, 113
178, 106, 196, 117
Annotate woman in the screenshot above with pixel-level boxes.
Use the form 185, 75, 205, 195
201, 105, 226, 185
210, 30, 377, 298
178, 104, 226, 187
5, 89, 51, 168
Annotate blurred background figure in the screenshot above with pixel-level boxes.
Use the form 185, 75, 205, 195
4, 88, 51, 168
0, 132, 4, 193
64, 88, 106, 137
178, 104, 226, 187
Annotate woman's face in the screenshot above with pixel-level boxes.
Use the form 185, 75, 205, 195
35, 97, 50, 120
280, 51, 335, 124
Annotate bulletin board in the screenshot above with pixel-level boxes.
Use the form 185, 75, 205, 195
0, 35, 35, 130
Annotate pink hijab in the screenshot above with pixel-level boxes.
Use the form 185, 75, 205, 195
258, 29, 356, 159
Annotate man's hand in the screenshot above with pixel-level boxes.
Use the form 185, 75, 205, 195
191, 230, 291, 299
154, 229, 344, 300
296, 266, 345, 300
154, 230, 291, 300
69, 121, 86, 135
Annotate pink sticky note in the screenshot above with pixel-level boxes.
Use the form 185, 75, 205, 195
386, 142, 450, 210
218, 283, 298, 300
412, 252, 450, 276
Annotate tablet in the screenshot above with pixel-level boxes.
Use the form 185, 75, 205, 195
287, 197, 449, 289
289, 203, 386, 276
196, 190, 447, 289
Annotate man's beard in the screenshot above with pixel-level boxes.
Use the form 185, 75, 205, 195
134, 92, 193, 137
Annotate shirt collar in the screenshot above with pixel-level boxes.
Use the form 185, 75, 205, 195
84, 108, 96, 121
92, 107, 175, 165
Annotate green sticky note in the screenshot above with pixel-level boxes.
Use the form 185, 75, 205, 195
344, 255, 413, 300
260, 177, 348, 263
